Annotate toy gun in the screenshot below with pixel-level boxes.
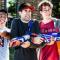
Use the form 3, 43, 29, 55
0, 31, 11, 39
12, 34, 30, 42
11, 32, 60, 43
38, 33, 60, 43
9, 34, 32, 47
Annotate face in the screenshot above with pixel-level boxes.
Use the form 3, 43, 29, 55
0, 12, 7, 25
19, 8, 31, 22
40, 6, 52, 19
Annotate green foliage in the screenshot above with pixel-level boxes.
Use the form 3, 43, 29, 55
8, 1, 16, 17
52, 1, 60, 18
8, 0, 60, 60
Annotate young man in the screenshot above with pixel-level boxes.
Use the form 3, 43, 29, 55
0, 9, 10, 60
38, 1, 59, 60
10, 3, 43, 60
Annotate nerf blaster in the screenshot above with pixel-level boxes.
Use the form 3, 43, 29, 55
38, 33, 60, 43
11, 33, 60, 43
12, 34, 30, 42
9, 33, 60, 47
10, 35, 31, 47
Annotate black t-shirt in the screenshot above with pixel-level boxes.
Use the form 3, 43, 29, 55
11, 18, 40, 60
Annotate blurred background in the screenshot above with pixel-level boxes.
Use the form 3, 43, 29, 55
0, 0, 60, 60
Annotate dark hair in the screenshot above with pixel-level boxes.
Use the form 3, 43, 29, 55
18, 3, 34, 11
39, 3, 52, 11
0, 9, 7, 13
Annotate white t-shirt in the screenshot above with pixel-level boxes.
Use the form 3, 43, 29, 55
0, 27, 10, 60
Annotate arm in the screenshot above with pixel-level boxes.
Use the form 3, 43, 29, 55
29, 21, 45, 48
10, 19, 31, 48
10, 19, 21, 47
0, 31, 11, 39
11, 19, 19, 38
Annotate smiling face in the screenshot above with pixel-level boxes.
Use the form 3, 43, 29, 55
19, 8, 32, 23
0, 12, 7, 28
40, 5, 52, 19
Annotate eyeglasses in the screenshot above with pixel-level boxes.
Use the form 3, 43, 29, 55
42, 8, 51, 12
0, 14, 6, 18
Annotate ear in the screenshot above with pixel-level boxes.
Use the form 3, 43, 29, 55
40, 11, 42, 15
18, 11, 21, 15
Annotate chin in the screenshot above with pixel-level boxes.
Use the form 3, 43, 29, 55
25, 19, 30, 21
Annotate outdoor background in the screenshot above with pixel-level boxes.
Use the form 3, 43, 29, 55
0, 0, 60, 60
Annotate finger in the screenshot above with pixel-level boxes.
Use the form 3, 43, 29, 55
15, 41, 20, 46
0, 42, 3, 46
9, 41, 16, 47
50, 36, 55, 41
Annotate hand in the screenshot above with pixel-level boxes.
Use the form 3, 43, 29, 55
21, 41, 30, 48
0, 41, 3, 46
0, 37, 4, 46
32, 37, 43, 44
47, 36, 55, 45
9, 40, 21, 47
0, 32, 10, 39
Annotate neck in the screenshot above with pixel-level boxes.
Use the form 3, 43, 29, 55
21, 18, 30, 23
43, 16, 51, 20
42, 16, 52, 24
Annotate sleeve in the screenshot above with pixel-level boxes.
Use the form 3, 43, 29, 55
10, 19, 19, 38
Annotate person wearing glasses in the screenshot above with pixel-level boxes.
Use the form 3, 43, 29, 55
38, 1, 59, 60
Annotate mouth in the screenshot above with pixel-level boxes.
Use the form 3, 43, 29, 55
0, 21, 5, 24
25, 16, 29, 18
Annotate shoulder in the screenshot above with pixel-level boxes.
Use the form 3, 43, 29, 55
51, 17, 60, 24
52, 17, 60, 23
12, 18, 20, 22
52, 17, 60, 27
52, 17, 60, 21
33, 20, 39, 24
11, 18, 21, 25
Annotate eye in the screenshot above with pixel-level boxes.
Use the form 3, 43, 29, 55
29, 10, 31, 12
0, 15, 6, 18
24, 9, 31, 12
24, 10, 27, 12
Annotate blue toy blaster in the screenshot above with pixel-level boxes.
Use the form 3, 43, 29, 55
12, 34, 30, 42
38, 33, 60, 43
11, 33, 37, 42
12, 33, 60, 43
